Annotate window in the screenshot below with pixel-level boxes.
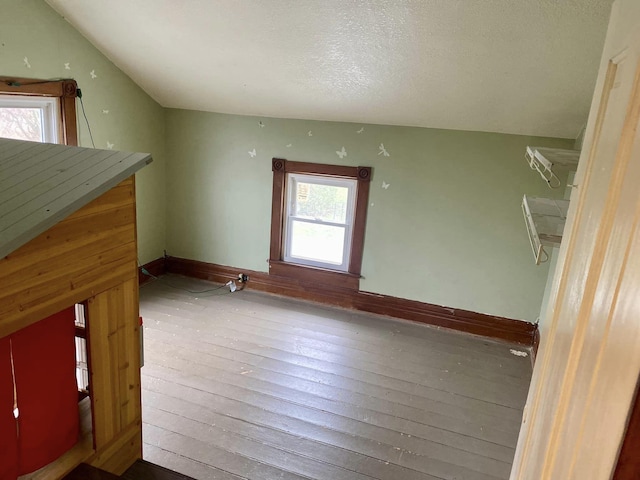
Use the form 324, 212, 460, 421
0, 94, 59, 143
284, 173, 357, 271
0, 77, 78, 146
270, 159, 372, 289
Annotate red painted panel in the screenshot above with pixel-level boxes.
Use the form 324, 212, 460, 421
11, 307, 78, 474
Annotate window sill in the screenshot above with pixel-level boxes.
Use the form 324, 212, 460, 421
268, 260, 360, 291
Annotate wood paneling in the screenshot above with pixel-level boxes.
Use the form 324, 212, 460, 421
0, 178, 138, 338
86, 277, 141, 450
0, 137, 152, 259
86, 420, 142, 475
165, 256, 537, 346
0, 178, 143, 477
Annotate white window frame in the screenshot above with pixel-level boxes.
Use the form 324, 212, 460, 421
0, 94, 60, 143
283, 173, 358, 271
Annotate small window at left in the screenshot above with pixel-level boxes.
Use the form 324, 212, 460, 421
0, 94, 59, 143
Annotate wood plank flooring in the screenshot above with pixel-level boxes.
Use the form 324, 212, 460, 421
139, 275, 532, 480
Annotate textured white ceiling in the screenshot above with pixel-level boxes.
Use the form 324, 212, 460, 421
46, 0, 612, 138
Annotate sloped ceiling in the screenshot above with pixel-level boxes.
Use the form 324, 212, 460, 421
46, 0, 612, 138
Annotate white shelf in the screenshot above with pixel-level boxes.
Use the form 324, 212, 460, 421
522, 195, 570, 264
525, 146, 580, 188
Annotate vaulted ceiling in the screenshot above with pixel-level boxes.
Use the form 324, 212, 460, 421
46, 0, 613, 138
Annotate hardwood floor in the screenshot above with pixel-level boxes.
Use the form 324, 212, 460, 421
139, 275, 532, 480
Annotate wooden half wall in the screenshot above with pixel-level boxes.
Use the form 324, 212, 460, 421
0, 177, 142, 478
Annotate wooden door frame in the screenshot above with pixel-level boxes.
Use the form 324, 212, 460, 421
613, 377, 640, 478
510, 0, 640, 477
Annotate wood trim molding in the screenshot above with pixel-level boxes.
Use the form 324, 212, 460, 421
0, 76, 70, 96
531, 328, 541, 367
269, 259, 360, 291
165, 255, 537, 346
270, 158, 286, 261
0, 76, 78, 145
350, 167, 371, 274
138, 257, 166, 286
60, 81, 79, 146
283, 160, 359, 178
269, 158, 372, 285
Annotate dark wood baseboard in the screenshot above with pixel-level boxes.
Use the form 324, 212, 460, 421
531, 328, 541, 367
138, 257, 166, 286
165, 256, 537, 346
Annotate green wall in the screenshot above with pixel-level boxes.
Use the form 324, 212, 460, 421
165, 109, 573, 322
3, 0, 576, 323
0, 0, 166, 264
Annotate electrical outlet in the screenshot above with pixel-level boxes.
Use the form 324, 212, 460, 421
238, 273, 249, 283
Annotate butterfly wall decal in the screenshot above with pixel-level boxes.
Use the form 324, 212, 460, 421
336, 146, 347, 159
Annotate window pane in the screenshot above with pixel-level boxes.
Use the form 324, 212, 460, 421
295, 182, 349, 223
290, 220, 345, 265
0, 108, 44, 142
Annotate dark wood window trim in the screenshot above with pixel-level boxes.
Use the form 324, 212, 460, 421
0, 76, 79, 145
270, 158, 372, 290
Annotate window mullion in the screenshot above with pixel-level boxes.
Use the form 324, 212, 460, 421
288, 216, 349, 229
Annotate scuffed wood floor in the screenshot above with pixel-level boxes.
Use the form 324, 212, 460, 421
139, 274, 532, 480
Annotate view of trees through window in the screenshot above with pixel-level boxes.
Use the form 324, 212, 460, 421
295, 182, 349, 223
274, 162, 369, 275
286, 176, 355, 269
0, 107, 44, 142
